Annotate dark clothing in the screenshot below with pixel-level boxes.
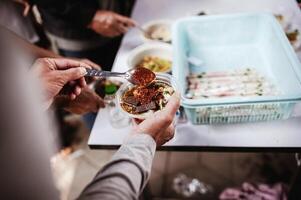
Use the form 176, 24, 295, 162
31, 0, 135, 40
58, 36, 122, 70
31, 0, 99, 40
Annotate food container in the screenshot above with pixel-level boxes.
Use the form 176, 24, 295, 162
116, 73, 178, 119
172, 13, 301, 124
141, 19, 172, 43
127, 43, 172, 73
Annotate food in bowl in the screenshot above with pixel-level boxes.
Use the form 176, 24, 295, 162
136, 56, 172, 72
142, 20, 172, 43
185, 68, 279, 99
147, 25, 171, 43
120, 78, 174, 115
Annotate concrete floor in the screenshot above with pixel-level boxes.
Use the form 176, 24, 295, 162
51, 117, 298, 200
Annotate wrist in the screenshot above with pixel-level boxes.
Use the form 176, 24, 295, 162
127, 133, 156, 146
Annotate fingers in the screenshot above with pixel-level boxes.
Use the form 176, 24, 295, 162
114, 22, 128, 34
253, 190, 275, 200
79, 59, 101, 70
156, 124, 175, 146
258, 184, 277, 195
219, 188, 243, 200
70, 93, 76, 100
78, 77, 86, 88
115, 14, 137, 27
242, 182, 256, 193
59, 67, 87, 83
145, 92, 180, 130
74, 86, 82, 96
160, 92, 181, 122
92, 91, 105, 110
131, 92, 180, 146
48, 58, 92, 70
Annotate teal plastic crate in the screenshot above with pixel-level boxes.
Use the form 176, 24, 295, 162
172, 13, 301, 124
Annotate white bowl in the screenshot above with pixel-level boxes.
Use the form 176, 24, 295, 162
141, 19, 172, 43
127, 43, 173, 73
116, 73, 178, 119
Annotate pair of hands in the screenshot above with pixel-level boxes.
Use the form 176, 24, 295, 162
32, 58, 180, 146
89, 11, 137, 37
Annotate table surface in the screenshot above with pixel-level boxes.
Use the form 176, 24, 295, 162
89, 0, 301, 151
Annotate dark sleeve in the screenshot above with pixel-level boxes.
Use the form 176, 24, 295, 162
78, 134, 156, 200
32, 0, 98, 27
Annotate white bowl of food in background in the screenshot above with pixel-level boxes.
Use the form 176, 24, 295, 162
141, 19, 172, 43
127, 43, 172, 73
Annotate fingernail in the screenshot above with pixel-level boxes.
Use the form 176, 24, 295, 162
79, 67, 87, 75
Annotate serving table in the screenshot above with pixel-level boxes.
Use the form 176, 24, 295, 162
89, 0, 301, 151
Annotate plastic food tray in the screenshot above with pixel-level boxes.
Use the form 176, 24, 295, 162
172, 13, 301, 124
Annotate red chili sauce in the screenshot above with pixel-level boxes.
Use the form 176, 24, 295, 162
131, 67, 156, 86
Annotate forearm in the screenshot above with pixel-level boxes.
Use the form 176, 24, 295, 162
25, 42, 61, 58
0, 25, 60, 59
78, 134, 156, 200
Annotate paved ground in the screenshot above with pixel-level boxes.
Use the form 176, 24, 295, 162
51, 116, 298, 200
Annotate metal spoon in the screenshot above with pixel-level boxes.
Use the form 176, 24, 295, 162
136, 25, 151, 38
85, 67, 155, 86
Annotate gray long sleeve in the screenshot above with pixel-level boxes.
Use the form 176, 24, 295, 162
78, 134, 156, 200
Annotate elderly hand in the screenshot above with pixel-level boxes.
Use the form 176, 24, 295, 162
132, 93, 181, 146
31, 58, 91, 108
89, 10, 136, 37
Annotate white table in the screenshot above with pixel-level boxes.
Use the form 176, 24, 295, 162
89, 0, 301, 151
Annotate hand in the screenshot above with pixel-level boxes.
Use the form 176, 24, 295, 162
71, 58, 101, 84
31, 58, 91, 108
14, 0, 31, 16
219, 182, 288, 200
89, 10, 136, 37
54, 87, 105, 115
75, 58, 101, 71
132, 93, 180, 146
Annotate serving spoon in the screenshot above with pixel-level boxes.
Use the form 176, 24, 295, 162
136, 25, 150, 37
85, 67, 156, 86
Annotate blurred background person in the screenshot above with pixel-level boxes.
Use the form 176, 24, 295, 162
0, 0, 106, 148
30, 0, 136, 70
27, 0, 137, 130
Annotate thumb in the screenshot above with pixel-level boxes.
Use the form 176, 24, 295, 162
59, 67, 87, 83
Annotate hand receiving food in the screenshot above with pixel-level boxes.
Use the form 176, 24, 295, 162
54, 87, 105, 114
89, 10, 136, 37
31, 58, 91, 108
131, 93, 180, 146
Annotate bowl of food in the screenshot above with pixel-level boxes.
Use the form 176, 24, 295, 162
116, 73, 177, 119
127, 43, 172, 73
141, 19, 172, 43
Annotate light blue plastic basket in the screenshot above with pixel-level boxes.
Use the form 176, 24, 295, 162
172, 13, 301, 124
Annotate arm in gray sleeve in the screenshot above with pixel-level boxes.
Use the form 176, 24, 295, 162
78, 134, 156, 200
